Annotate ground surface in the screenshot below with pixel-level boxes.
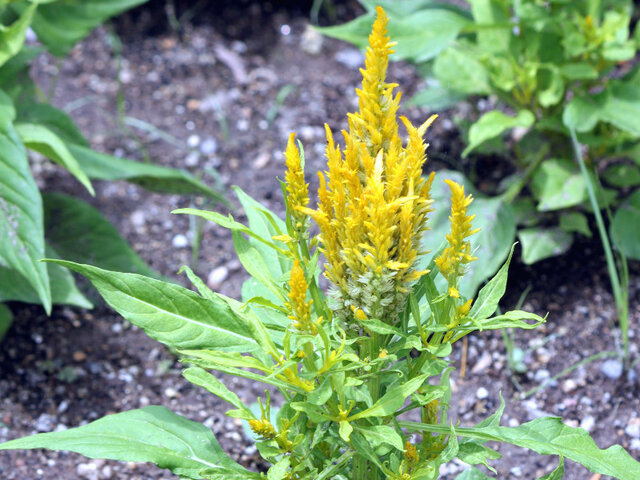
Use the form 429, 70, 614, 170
1, 2, 639, 479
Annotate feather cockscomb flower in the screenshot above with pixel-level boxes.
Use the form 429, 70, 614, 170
287, 259, 316, 335
284, 132, 310, 232
435, 179, 480, 298
299, 6, 437, 324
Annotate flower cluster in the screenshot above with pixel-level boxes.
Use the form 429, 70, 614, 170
299, 7, 437, 324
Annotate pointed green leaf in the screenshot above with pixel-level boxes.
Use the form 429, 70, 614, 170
612, 189, 640, 260
518, 228, 573, 264
0, 406, 249, 479
353, 425, 404, 451
0, 245, 92, 309
399, 416, 640, 480
349, 374, 427, 420
0, 4, 36, 67
182, 367, 253, 420
0, 90, 50, 312
539, 457, 564, 479
454, 468, 493, 480
68, 144, 225, 201
267, 457, 291, 480
469, 244, 515, 321
15, 123, 94, 195
44, 260, 259, 352
339, 421, 353, 442
16, 102, 90, 147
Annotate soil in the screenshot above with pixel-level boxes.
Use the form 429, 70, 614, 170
1, 2, 639, 479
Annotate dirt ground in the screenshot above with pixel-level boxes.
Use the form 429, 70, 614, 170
0, 2, 639, 479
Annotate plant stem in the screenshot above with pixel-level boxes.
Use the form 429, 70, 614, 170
502, 143, 549, 204
570, 128, 629, 364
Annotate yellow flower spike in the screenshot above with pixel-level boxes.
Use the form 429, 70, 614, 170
284, 133, 309, 224
435, 180, 480, 284
287, 259, 316, 335
296, 6, 436, 325
404, 441, 419, 465
448, 286, 460, 299
249, 418, 276, 439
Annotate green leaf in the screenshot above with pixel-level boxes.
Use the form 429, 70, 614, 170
473, 310, 545, 331
0, 4, 36, 67
454, 468, 493, 480
351, 431, 384, 471
611, 189, 640, 260
0, 90, 50, 312
353, 425, 404, 451
559, 212, 591, 237
0, 245, 92, 309
562, 93, 606, 133
0, 406, 250, 479
456, 442, 500, 472
539, 457, 564, 479
339, 420, 353, 442
560, 63, 598, 80
463, 110, 535, 157
182, 367, 253, 420
16, 102, 90, 147
602, 163, 640, 188
44, 260, 260, 352
400, 416, 640, 480
469, 244, 515, 321
0, 303, 13, 342
15, 123, 94, 195
599, 82, 640, 136
69, 144, 224, 201
433, 47, 490, 95
319, 8, 470, 63
349, 374, 427, 420
531, 159, 587, 211
267, 457, 290, 480
43, 193, 157, 278
537, 66, 564, 107
409, 84, 467, 110
518, 228, 573, 264
29, 0, 150, 57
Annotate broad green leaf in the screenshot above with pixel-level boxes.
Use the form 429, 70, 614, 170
0, 244, 92, 309
562, 93, 606, 133
469, 244, 515, 321
409, 85, 467, 110
349, 374, 427, 420
182, 367, 253, 420
456, 442, 500, 472
537, 66, 564, 107
531, 159, 587, 211
602, 163, 640, 188
353, 424, 404, 451
599, 82, 640, 136
44, 260, 259, 352
463, 110, 535, 157
433, 47, 490, 95
0, 90, 50, 312
454, 468, 493, 480
69, 144, 225, 201
0, 406, 250, 479
351, 432, 384, 471
318, 8, 469, 63
560, 63, 598, 80
467, 0, 511, 53
43, 193, 157, 278
15, 123, 94, 195
421, 171, 516, 298
399, 416, 640, 480
16, 102, 90, 147
611, 189, 640, 260
267, 457, 290, 480
559, 212, 591, 237
0, 303, 12, 342
29, 0, 149, 57
0, 4, 36, 67
339, 420, 353, 442
518, 228, 573, 264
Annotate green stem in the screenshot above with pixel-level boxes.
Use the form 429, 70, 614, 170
502, 143, 549, 204
570, 128, 629, 363
315, 450, 356, 480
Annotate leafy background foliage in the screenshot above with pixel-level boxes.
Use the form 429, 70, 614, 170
0, 0, 224, 322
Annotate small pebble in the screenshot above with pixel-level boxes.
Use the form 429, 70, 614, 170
185, 151, 200, 167
471, 351, 491, 374
625, 420, 640, 438
111, 323, 123, 334
476, 387, 489, 400
164, 387, 179, 398
534, 369, 550, 383
35, 414, 56, 432
253, 152, 270, 169
187, 134, 200, 148
335, 48, 365, 69
510, 466, 522, 477
601, 359, 623, 379
77, 462, 98, 480
561, 378, 577, 393
580, 415, 595, 433
73, 351, 87, 362
207, 266, 229, 290
200, 138, 218, 155
130, 210, 146, 228
172, 234, 189, 248
301, 25, 323, 55
631, 439, 640, 450
57, 400, 69, 414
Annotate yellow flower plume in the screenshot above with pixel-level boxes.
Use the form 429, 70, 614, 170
284, 132, 309, 230
287, 259, 316, 334
435, 179, 480, 285
298, 6, 437, 323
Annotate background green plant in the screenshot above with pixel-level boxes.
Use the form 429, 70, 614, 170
0, 1, 225, 322
321, 0, 640, 295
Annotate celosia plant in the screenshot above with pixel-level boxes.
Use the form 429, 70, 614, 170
2, 7, 639, 480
